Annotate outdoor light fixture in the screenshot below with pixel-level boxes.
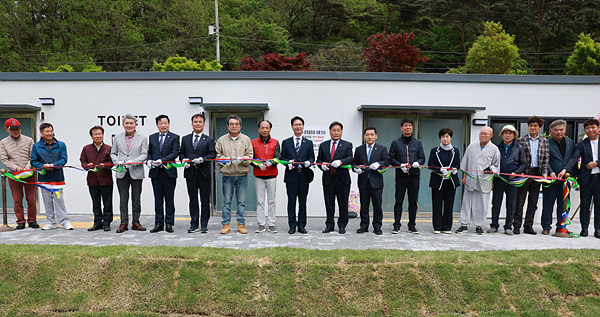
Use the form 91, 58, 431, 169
189, 97, 204, 104
39, 98, 55, 105
472, 118, 488, 126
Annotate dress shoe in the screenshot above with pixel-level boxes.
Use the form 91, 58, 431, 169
87, 225, 103, 231
581, 229, 589, 237
524, 226, 537, 235
16, 223, 25, 230
357, 227, 368, 234
297, 226, 307, 234
374, 228, 383, 235
288, 227, 296, 234
339, 227, 346, 234
116, 223, 128, 233
166, 224, 174, 233
322, 226, 334, 233
513, 227, 521, 235
103, 225, 111, 232
150, 225, 164, 233
29, 221, 40, 228
541, 228, 550, 235
131, 222, 146, 231
595, 231, 600, 239
220, 223, 230, 234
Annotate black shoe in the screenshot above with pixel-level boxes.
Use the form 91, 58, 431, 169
374, 228, 383, 235
524, 226, 537, 235
150, 225, 164, 233
166, 224, 174, 233
581, 229, 589, 237
408, 227, 419, 234
201, 226, 208, 233
298, 226, 307, 234
455, 226, 467, 234
391, 226, 401, 234
322, 227, 334, 233
16, 223, 25, 230
476, 226, 483, 235
595, 231, 600, 239
513, 227, 521, 235
357, 227, 369, 234
103, 225, 111, 231
188, 225, 199, 233
29, 221, 40, 228
339, 227, 346, 234
288, 227, 296, 234
87, 225, 103, 231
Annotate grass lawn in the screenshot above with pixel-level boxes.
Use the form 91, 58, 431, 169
0, 245, 599, 316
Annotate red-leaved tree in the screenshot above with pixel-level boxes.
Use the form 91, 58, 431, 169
362, 32, 429, 72
236, 52, 313, 71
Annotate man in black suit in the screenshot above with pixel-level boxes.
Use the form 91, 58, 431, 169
317, 121, 353, 234
147, 114, 180, 233
567, 118, 600, 238
180, 113, 216, 233
352, 127, 389, 235
280, 116, 314, 234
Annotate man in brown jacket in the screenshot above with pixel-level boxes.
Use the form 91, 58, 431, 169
80, 126, 113, 231
0, 118, 38, 229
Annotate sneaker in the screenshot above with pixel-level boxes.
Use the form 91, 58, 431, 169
455, 226, 467, 234
505, 229, 514, 236
42, 224, 59, 230
487, 228, 498, 233
408, 227, 419, 234
16, 223, 25, 230
268, 226, 278, 233
220, 224, 230, 234
433, 230, 441, 234
29, 221, 40, 228
237, 223, 248, 234
391, 227, 401, 234
255, 225, 266, 233
188, 225, 200, 233
63, 222, 74, 230
441, 230, 452, 234
476, 226, 483, 235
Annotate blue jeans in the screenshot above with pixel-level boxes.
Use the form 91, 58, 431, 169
222, 176, 247, 225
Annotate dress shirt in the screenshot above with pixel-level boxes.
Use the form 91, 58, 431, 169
529, 134, 540, 167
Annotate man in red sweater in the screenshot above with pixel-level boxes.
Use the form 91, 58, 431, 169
252, 120, 281, 233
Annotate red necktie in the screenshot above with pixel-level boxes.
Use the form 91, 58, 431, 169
330, 141, 336, 173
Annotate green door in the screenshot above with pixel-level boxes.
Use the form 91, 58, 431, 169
213, 115, 259, 212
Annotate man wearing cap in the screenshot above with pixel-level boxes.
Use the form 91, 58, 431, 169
0, 118, 38, 229
488, 125, 526, 235
456, 127, 500, 234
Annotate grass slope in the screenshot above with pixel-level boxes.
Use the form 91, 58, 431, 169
0, 245, 599, 316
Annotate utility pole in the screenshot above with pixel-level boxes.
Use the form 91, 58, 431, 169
208, 0, 220, 63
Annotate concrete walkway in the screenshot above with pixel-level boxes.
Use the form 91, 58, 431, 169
0, 213, 596, 251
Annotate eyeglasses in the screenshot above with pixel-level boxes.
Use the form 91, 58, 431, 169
228, 122, 240, 127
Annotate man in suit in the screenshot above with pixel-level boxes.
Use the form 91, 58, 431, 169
110, 114, 148, 233
280, 116, 314, 234
513, 115, 550, 235
541, 119, 575, 235
180, 113, 215, 233
567, 118, 600, 238
147, 114, 180, 233
352, 127, 389, 235
317, 121, 353, 234
389, 118, 425, 234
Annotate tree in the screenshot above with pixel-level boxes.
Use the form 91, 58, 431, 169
466, 21, 519, 74
362, 32, 428, 72
236, 52, 313, 71
566, 33, 600, 75
153, 56, 222, 71
310, 40, 365, 71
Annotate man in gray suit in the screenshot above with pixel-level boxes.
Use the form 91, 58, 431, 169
110, 114, 148, 233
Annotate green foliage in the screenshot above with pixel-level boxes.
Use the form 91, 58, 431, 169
153, 56, 222, 71
82, 62, 104, 72
40, 65, 75, 73
310, 40, 365, 71
466, 21, 520, 74
566, 33, 600, 75
446, 66, 468, 74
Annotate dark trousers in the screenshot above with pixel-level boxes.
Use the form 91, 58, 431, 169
323, 175, 350, 229
514, 174, 541, 229
541, 181, 567, 230
580, 175, 600, 231
186, 173, 211, 229
286, 173, 309, 229
393, 176, 419, 229
89, 185, 113, 226
491, 178, 518, 230
151, 170, 177, 226
116, 172, 142, 225
359, 183, 383, 230
431, 181, 456, 231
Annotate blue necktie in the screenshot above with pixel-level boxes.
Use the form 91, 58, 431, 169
367, 145, 372, 162
159, 134, 165, 151
295, 138, 300, 154
193, 134, 199, 150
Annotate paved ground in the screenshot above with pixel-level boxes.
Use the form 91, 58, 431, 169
0, 213, 597, 251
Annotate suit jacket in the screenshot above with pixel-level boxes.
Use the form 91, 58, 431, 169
567, 138, 600, 186
179, 132, 216, 180
548, 137, 575, 176
353, 143, 388, 190
110, 132, 148, 180
427, 146, 461, 190
280, 136, 315, 183
148, 131, 180, 179
516, 135, 550, 176
317, 139, 353, 186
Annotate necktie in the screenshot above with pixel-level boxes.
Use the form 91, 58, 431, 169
193, 134, 199, 150
295, 138, 300, 154
367, 145, 372, 162
159, 134, 165, 151
330, 140, 336, 160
